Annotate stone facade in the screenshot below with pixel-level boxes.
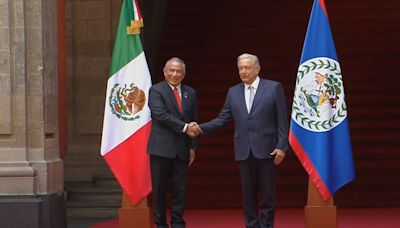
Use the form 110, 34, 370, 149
0, 0, 62, 198
0, 0, 65, 227
64, 0, 167, 182
64, 0, 121, 181
0, 0, 161, 204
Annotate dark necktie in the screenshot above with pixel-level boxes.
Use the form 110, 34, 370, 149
173, 86, 183, 113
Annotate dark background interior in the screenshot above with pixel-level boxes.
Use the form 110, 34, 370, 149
141, 0, 400, 208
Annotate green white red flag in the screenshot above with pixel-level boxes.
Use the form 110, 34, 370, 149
101, 0, 152, 205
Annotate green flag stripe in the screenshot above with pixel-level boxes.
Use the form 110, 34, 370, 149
109, 0, 143, 77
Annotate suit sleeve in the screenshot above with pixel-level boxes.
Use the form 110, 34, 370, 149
275, 83, 289, 152
200, 89, 233, 134
190, 90, 198, 149
148, 86, 186, 134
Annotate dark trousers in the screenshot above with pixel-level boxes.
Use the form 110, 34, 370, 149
238, 153, 277, 228
150, 155, 189, 228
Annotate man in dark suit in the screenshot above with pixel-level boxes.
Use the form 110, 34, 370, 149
147, 57, 200, 228
200, 53, 289, 228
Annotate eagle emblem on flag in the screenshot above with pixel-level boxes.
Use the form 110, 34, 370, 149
109, 82, 146, 121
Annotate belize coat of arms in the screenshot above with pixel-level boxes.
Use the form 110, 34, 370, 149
292, 57, 347, 132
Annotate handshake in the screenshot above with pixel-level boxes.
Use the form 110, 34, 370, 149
186, 122, 203, 138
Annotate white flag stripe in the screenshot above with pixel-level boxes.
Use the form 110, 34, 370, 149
101, 52, 152, 155
133, 0, 139, 20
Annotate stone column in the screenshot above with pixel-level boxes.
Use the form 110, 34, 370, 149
0, 0, 65, 227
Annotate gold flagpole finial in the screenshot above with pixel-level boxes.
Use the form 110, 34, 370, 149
127, 19, 143, 35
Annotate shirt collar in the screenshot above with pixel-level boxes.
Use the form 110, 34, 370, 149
168, 83, 182, 92
245, 76, 260, 90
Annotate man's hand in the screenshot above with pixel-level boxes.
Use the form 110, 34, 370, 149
189, 149, 196, 166
270, 149, 285, 165
186, 122, 203, 138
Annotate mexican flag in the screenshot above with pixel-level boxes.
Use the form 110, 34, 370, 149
101, 0, 152, 205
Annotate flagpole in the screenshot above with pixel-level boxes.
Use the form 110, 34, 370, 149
106, 0, 152, 226
290, 0, 354, 226
119, 192, 152, 228
305, 178, 337, 228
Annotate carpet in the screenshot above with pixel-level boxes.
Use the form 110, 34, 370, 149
90, 208, 400, 228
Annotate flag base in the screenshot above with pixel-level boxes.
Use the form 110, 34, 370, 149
305, 178, 337, 228
119, 192, 152, 228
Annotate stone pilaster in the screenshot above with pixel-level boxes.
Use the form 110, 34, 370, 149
0, 0, 65, 227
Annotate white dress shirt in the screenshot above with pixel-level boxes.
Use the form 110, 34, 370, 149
168, 83, 182, 97
244, 76, 260, 113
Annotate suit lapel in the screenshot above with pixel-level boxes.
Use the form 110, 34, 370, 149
250, 79, 266, 114
236, 83, 249, 116
181, 85, 188, 113
162, 80, 183, 115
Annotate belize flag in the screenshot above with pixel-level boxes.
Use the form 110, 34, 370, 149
101, 0, 152, 205
289, 0, 355, 200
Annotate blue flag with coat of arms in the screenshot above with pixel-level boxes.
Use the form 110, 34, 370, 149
289, 0, 355, 200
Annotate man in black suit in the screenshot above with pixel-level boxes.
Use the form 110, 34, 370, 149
147, 57, 201, 228
199, 53, 289, 228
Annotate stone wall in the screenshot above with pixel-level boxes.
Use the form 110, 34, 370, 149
0, 0, 62, 196
0, 0, 65, 226
64, 0, 121, 181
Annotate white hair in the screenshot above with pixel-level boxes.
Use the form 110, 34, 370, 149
165, 57, 186, 73
237, 53, 260, 65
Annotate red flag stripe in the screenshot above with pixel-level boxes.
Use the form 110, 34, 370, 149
103, 121, 152, 205
289, 130, 331, 200
318, 0, 328, 17
134, 0, 142, 20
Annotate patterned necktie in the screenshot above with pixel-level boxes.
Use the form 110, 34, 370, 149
248, 86, 255, 113
173, 86, 183, 113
